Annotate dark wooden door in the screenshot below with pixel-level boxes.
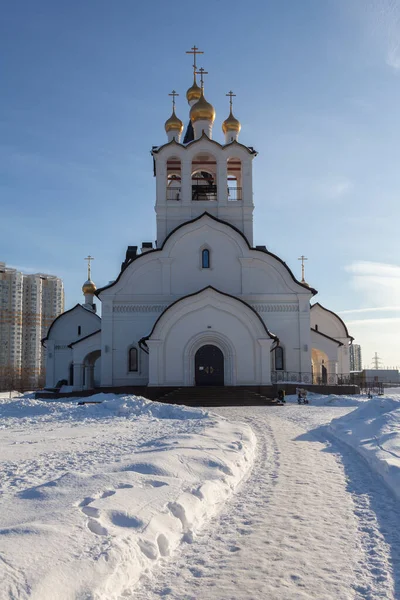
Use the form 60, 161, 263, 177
195, 345, 224, 386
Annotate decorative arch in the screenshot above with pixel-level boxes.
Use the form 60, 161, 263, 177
144, 287, 275, 387
227, 156, 242, 201
166, 155, 181, 201
191, 152, 218, 201
184, 331, 236, 386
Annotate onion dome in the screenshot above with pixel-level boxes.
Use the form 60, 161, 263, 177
190, 90, 216, 123
186, 77, 202, 104
82, 279, 96, 295
164, 108, 184, 134
222, 109, 241, 135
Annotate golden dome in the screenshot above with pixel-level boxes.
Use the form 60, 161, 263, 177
222, 109, 241, 134
165, 108, 184, 134
186, 77, 202, 104
82, 279, 96, 295
190, 90, 216, 123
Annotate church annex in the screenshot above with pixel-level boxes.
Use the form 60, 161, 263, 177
43, 48, 353, 393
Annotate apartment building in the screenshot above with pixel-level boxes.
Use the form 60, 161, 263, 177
0, 262, 64, 389
350, 343, 362, 372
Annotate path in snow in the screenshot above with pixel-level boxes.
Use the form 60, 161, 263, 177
134, 406, 400, 600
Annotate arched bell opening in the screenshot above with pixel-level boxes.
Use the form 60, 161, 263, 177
166, 156, 181, 200
191, 152, 217, 201
227, 157, 242, 201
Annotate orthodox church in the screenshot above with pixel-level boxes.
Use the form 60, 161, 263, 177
43, 48, 354, 393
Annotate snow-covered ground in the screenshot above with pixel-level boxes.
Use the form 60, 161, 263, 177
0, 394, 255, 599
2, 390, 400, 599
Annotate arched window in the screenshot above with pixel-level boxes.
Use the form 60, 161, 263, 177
202, 248, 210, 269
274, 346, 284, 371
129, 347, 138, 372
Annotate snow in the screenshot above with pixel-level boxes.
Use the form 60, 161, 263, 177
329, 389, 400, 500
135, 403, 400, 599
3, 390, 400, 599
0, 394, 255, 599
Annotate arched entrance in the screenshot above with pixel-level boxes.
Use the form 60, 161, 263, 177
195, 345, 224, 386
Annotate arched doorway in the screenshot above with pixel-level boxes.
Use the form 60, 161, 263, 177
195, 345, 224, 386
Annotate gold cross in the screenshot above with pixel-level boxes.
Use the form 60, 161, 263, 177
298, 255, 308, 283
226, 90, 236, 109
168, 90, 179, 109
186, 45, 204, 73
84, 255, 94, 280
195, 67, 208, 88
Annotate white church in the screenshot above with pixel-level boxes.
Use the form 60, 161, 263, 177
43, 49, 354, 394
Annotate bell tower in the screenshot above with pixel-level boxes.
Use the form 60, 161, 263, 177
152, 48, 257, 247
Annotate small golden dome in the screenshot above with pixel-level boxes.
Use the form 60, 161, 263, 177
186, 77, 202, 104
222, 109, 241, 134
165, 108, 184, 134
190, 90, 216, 123
82, 279, 96, 295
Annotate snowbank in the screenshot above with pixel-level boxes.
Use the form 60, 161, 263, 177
329, 393, 400, 499
285, 392, 366, 407
0, 394, 256, 599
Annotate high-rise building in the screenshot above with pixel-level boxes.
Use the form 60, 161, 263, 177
0, 262, 64, 389
350, 343, 362, 371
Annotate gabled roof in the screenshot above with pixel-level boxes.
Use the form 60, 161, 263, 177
41, 304, 101, 346
151, 131, 257, 157
311, 327, 343, 346
311, 302, 354, 340
140, 285, 279, 344
68, 329, 101, 348
96, 212, 317, 297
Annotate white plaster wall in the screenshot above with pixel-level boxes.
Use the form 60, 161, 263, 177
99, 217, 313, 387
154, 138, 254, 246
311, 304, 351, 374
45, 306, 100, 387
111, 314, 154, 386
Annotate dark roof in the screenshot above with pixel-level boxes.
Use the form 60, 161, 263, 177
183, 120, 194, 144
311, 302, 354, 340
151, 131, 258, 157
68, 329, 101, 348
41, 304, 101, 346
96, 212, 317, 297
310, 327, 343, 346
140, 286, 279, 344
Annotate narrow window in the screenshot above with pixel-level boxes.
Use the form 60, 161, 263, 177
202, 249, 210, 269
78, 325, 81, 335
274, 346, 284, 371
315, 324, 318, 331
129, 347, 138, 372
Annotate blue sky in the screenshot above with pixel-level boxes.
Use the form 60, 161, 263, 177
1, 0, 399, 368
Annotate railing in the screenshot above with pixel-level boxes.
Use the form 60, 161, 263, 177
271, 371, 357, 386
192, 183, 217, 201
166, 187, 181, 201
228, 187, 242, 201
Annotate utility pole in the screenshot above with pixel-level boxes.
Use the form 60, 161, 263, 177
372, 352, 382, 369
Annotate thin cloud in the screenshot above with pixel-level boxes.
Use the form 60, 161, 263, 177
338, 306, 400, 314
315, 178, 353, 200
344, 260, 400, 306
346, 317, 400, 325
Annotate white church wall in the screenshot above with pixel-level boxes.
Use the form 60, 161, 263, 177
311, 304, 351, 375
44, 306, 100, 388
110, 314, 155, 386
146, 288, 273, 386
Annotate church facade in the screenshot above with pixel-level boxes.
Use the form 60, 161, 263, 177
43, 52, 353, 392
